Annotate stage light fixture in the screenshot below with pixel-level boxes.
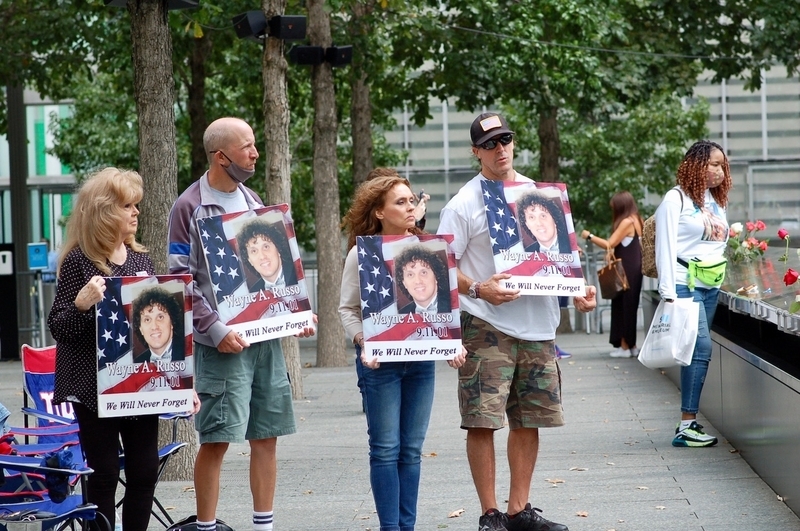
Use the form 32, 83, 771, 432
233, 11, 307, 41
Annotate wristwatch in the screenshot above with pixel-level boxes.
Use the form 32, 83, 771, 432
468, 281, 481, 299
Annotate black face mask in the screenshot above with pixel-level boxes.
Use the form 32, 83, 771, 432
217, 150, 255, 183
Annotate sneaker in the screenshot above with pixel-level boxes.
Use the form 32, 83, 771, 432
505, 504, 569, 531
629, 346, 639, 359
555, 345, 572, 360
609, 348, 631, 358
672, 421, 718, 447
479, 508, 509, 531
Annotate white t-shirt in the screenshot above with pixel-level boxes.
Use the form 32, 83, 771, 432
437, 172, 559, 341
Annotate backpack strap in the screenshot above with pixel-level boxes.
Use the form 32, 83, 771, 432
672, 187, 688, 269
671, 186, 684, 210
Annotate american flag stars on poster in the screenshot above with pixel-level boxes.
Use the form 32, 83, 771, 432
358, 236, 396, 320
483, 179, 522, 254
97, 278, 131, 370
197, 215, 245, 303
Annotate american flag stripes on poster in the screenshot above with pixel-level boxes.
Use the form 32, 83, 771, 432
96, 274, 194, 418
358, 234, 461, 362
196, 204, 314, 343
482, 180, 585, 297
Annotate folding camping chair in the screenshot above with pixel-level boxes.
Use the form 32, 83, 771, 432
19, 345, 189, 528
0, 453, 107, 531
20, 345, 77, 446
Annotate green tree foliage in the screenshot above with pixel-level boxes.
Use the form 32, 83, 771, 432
0, 0, 104, 133
7, 0, 799, 249
48, 71, 140, 176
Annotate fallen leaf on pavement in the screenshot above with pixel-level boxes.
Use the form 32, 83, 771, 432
569, 467, 588, 471
423, 452, 438, 457
576, 511, 588, 517
182, 486, 195, 492
636, 486, 649, 490
448, 508, 465, 518
655, 506, 666, 510
545, 478, 565, 485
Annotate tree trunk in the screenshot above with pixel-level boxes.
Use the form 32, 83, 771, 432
537, 106, 560, 183
262, 0, 303, 398
128, 0, 177, 274
128, 0, 196, 480
156, 417, 197, 481
351, 70, 373, 188
307, 0, 347, 367
350, 1, 374, 188
189, 35, 211, 183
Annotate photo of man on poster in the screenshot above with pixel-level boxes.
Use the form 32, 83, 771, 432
393, 244, 453, 315
131, 287, 186, 364
235, 215, 298, 293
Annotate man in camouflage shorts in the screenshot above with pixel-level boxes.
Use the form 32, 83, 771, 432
438, 113, 596, 531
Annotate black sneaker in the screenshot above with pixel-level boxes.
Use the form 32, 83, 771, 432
505, 504, 569, 531
479, 508, 509, 531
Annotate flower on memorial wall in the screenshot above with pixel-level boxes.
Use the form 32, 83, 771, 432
726, 220, 768, 263
778, 228, 791, 262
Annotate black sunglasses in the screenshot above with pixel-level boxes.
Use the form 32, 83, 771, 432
477, 133, 514, 150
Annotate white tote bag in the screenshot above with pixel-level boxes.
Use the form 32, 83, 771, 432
638, 298, 700, 369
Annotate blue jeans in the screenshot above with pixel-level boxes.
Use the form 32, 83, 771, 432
362, 360, 435, 531
676, 285, 720, 414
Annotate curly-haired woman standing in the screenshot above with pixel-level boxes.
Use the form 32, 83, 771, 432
339, 170, 465, 531
655, 140, 730, 448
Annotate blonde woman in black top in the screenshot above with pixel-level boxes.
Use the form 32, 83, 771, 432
48, 167, 199, 531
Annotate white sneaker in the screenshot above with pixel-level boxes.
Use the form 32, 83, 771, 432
610, 348, 631, 358
630, 347, 639, 359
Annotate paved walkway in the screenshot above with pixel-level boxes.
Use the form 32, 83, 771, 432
2, 332, 798, 531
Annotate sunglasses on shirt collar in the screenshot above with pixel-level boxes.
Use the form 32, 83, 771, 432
476, 133, 514, 150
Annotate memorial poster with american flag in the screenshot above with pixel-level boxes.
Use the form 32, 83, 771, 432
358, 234, 461, 362
96, 274, 194, 418
482, 180, 585, 296
196, 204, 314, 343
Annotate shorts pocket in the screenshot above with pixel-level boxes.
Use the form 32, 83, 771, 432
457, 355, 482, 397
195, 377, 227, 434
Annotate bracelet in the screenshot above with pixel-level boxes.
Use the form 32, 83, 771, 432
586, 233, 593, 241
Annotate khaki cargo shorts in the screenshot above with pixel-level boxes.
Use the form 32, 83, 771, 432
458, 311, 564, 430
